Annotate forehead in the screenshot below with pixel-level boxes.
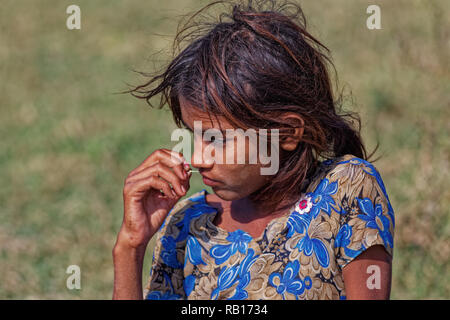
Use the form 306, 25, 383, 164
179, 96, 234, 129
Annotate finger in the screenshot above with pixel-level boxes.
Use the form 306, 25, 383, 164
127, 149, 178, 176
130, 157, 187, 182
161, 148, 186, 165
159, 149, 191, 178
126, 175, 177, 199
126, 162, 186, 197
153, 152, 188, 181
129, 149, 188, 181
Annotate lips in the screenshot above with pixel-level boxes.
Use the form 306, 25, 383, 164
200, 174, 221, 187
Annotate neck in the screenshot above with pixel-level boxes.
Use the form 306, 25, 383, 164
224, 195, 293, 223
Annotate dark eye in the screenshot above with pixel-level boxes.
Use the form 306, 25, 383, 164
205, 135, 226, 144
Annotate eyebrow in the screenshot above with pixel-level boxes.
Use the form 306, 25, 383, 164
180, 118, 228, 134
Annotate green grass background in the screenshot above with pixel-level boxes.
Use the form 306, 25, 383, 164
0, 0, 448, 299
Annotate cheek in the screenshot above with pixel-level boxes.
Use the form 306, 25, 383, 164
223, 134, 261, 165
224, 164, 268, 187
234, 166, 253, 181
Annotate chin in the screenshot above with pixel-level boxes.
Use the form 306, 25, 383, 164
212, 187, 250, 201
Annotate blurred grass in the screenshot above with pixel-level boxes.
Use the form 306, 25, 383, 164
0, 0, 448, 299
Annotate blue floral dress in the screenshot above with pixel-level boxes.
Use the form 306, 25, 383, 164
144, 154, 395, 300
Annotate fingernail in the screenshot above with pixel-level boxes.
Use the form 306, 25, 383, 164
171, 189, 177, 198
181, 185, 186, 194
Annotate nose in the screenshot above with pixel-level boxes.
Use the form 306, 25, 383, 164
190, 135, 215, 170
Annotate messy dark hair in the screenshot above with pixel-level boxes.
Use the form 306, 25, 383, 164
127, 0, 379, 212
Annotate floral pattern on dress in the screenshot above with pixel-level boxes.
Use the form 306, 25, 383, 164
144, 154, 395, 300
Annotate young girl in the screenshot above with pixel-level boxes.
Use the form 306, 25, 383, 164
113, 0, 395, 300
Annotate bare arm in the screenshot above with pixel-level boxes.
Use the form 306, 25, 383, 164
112, 237, 147, 300
112, 149, 191, 300
342, 244, 392, 300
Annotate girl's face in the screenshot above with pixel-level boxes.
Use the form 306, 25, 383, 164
179, 96, 274, 202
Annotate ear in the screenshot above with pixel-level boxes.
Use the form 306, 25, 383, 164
278, 113, 305, 152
